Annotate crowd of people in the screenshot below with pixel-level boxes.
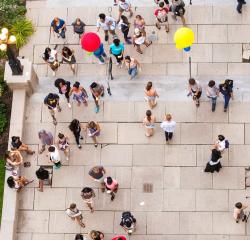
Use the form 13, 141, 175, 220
2, 0, 250, 239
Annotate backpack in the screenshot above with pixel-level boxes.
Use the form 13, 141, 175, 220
121, 212, 135, 227
225, 79, 234, 89
225, 140, 229, 149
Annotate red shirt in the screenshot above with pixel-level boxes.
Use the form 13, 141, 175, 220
154, 7, 169, 18
112, 236, 127, 240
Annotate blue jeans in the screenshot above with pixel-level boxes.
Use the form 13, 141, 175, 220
96, 52, 107, 63
224, 95, 231, 109
207, 96, 217, 111
128, 67, 138, 79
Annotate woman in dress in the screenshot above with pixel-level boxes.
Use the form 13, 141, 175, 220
54, 78, 72, 108
69, 81, 88, 107
57, 133, 70, 161
204, 148, 222, 173
145, 81, 159, 109
142, 110, 156, 137
132, 28, 152, 54
61, 46, 76, 74
85, 121, 101, 147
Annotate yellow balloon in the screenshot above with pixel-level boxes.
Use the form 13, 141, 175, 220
174, 27, 195, 49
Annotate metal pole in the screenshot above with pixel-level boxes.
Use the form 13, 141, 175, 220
189, 56, 192, 79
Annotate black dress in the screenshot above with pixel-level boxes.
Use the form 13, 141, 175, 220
204, 149, 222, 173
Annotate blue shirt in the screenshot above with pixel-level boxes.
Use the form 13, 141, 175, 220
94, 43, 104, 57
110, 43, 124, 55
51, 19, 65, 31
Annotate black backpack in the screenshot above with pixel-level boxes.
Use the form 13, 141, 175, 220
122, 212, 135, 227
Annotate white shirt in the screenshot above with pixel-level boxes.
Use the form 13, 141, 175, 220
49, 145, 60, 163
160, 120, 176, 133
190, 81, 202, 93
119, 0, 131, 10
48, 49, 57, 63
97, 16, 116, 31
216, 140, 225, 151
206, 85, 218, 98
66, 207, 82, 218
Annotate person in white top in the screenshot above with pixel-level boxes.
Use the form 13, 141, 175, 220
117, 0, 133, 22
66, 203, 85, 227
214, 135, 228, 152
97, 13, 116, 42
206, 80, 219, 112
160, 113, 176, 143
48, 145, 61, 169
233, 202, 248, 223
187, 78, 202, 107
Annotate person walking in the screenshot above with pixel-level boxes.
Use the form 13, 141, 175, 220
117, 0, 133, 22
134, 15, 146, 36
110, 38, 124, 67
90, 82, 104, 113
187, 78, 202, 107
118, 15, 132, 44
214, 135, 229, 153
89, 230, 104, 240
61, 46, 76, 74
85, 121, 101, 147
48, 145, 61, 169
81, 187, 96, 212
72, 18, 86, 38
237, 0, 247, 14
104, 176, 119, 201
7, 175, 33, 192
42, 47, 60, 76
89, 166, 106, 191
132, 28, 152, 54
120, 211, 136, 235
50, 17, 66, 39
69, 81, 88, 107
38, 129, 53, 154
142, 110, 156, 137
154, 1, 170, 32
170, 0, 186, 26
144, 81, 159, 108
154, 0, 170, 4
36, 166, 50, 192
234, 202, 248, 223
69, 119, 83, 149
57, 133, 70, 161
204, 147, 222, 173
97, 13, 117, 42
44, 93, 61, 125
124, 56, 140, 80
11, 136, 35, 154
66, 203, 85, 228
93, 43, 107, 64
219, 79, 234, 112
206, 80, 219, 112
160, 113, 176, 143
54, 78, 72, 108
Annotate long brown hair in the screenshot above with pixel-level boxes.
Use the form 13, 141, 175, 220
146, 81, 152, 91
146, 110, 152, 122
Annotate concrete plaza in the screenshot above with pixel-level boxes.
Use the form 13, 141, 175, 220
4, 0, 250, 240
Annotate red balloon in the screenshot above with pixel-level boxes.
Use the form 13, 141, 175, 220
81, 32, 101, 52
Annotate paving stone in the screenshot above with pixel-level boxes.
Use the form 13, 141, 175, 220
228, 190, 250, 211
131, 189, 163, 211
55, 122, 78, 146
213, 212, 245, 234
52, 166, 85, 187
213, 6, 242, 24
132, 145, 164, 166
196, 102, 229, 122
101, 145, 132, 166
198, 25, 227, 43
213, 44, 242, 62
164, 189, 195, 211
180, 167, 212, 189
164, 167, 180, 189
34, 188, 66, 210
125, 44, 153, 64
19, 44, 34, 62
230, 236, 250, 240
17, 233, 32, 240
212, 123, 244, 144
212, 167, 245, 189
77, 63, 106, 76
19, 188, 34, 210
228, 63, 250, 75
180, 212, 212, 234
49, 211, 81, 233
165, 145, 196, 166
69, 145, 101, 166
186, 44, 212, 63
114, 211, 146, 235
25, 99, 42, 123
33, 45, 49, 64
181, 123, 213, 144
167, 63, 198, 76
229, 102, 250, 123
152, 45, 183, 63
30, 27, 50, 45
26, 8, 40, 26
67, 7, 97, 25
34, 64, 48, 78
17, 210, 49, 233
38, 8, 68, 26
229, 145, 250, 166
140, 63, 167, 75
197, 63, 228, 76
32, 234, 65, 240
131, 167, 163, 189
245, 124, 250, 144
188, 6, 213, 24
228, 25, 250, 43
103, 101, 135, 122
130, 236, 196, 240
196, 145, 229, 167
196, 190, 228, 211
197, 235, 229, 240
147, 212, 180, 234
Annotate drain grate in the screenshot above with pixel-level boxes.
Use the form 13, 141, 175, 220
143, 183, 153, 193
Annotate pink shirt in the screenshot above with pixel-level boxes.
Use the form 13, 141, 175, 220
104, 178, 118, 190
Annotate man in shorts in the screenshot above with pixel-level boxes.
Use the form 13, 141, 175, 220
154, 2, 170, 32
97, 13, 117, 42
170, 0, 186, 26
44, 93, 61, 125
81, 187, 96, 212
88, 166, 106, 191
117, 0, 133, 22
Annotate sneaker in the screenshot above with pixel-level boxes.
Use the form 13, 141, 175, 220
125, 39, 132, 44
78, 144, 82, 149
80, 136, 84, 140
53, 118, 57, 125
116, 62, 120, 66
57, 107, 62, 112
66, 157, 69, 161
111, 195, 115, 201
224, 108, 227, 112
67, 103, 72, 108
94, 144, 98, 148
52, 71, 56, 76
105, 35, 109, 41
95, 106, 100, 113
98, 61, 105, 65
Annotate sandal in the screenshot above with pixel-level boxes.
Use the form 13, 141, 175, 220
146, 41, 152, 47
39, 148, 45, 154
24, 162, 31, 168
155, 23, 161, 30
136, 49, 143, 54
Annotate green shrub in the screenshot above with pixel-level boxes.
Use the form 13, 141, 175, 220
0, 66, 7, 97
11, 18, 34, 48
0, 103, 7, 134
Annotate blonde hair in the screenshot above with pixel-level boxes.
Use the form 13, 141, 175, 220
165, 113, 172, 121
